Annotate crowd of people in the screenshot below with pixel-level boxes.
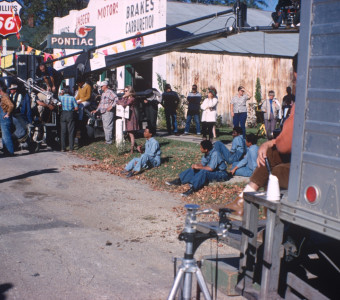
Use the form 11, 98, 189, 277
122, 53, 298, 224
0, 55, 297, 221
0, 60, 294, 155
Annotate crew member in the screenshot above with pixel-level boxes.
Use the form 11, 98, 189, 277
161, 84, 180, 135
91, 81, 118, 145
8, 84, 27, 141
59, 86, 78, 152
0, 85, 14, 156
75, 78, 91, 121
38, 63, 63, 98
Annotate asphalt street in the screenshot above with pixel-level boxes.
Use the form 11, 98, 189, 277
0, 148, 239, 300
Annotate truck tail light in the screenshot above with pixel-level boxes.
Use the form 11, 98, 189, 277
305, 186, 319, 204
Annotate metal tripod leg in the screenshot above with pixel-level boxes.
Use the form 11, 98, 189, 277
168, 267, 185, 300
182, 271, 193, 300
168, 260, 212, 300
195, 267, 212, 300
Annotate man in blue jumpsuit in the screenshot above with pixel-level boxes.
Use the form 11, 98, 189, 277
230, 133, 258, 177
213, 127, 246, 164
166, 140, 229, 196
122, 126, 161, 177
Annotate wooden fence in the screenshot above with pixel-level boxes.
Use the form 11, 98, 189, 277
165, 51, 295, 125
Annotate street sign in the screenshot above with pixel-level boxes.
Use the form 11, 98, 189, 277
0, 0, 22, 37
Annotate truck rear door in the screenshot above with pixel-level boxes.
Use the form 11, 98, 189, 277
280, 0, 340, 240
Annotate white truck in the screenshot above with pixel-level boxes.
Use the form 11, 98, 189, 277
238, 0, 340, 299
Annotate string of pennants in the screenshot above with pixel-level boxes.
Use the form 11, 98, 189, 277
22, 44, 78, 63
21, 41, 128, 63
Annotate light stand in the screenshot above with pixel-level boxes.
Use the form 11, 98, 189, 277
167, 205, 231, 300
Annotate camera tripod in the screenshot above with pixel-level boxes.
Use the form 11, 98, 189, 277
167, 204, 231, 300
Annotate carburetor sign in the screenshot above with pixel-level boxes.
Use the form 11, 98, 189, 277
0, 0, 22, 37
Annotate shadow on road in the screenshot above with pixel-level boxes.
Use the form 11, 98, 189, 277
0, 283, 13, 300
0, 168, 59, 184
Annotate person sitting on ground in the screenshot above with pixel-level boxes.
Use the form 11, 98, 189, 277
230, 133, 259, 177
122, 126, 161, 178
166, 140, 229, 197
213, 127, 246, 165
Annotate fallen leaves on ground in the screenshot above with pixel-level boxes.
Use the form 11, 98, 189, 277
72, 137, 246, 208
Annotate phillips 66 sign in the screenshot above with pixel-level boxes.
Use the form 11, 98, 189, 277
0, 0, 22, 37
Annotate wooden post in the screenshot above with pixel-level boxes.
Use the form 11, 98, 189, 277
115, 118, 124, 145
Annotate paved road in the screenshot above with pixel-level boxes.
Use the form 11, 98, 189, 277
0, 149, 239, 300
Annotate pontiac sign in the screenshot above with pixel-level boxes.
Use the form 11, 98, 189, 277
0, 0, 22, 37
47, 26, 96, 49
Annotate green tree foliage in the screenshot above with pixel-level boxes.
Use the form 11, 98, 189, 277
157, 73, 167, 92
255, 77, 262, 108
21, 0, 89, 48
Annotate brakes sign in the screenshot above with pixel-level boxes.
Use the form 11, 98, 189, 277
0, 0, 22, 37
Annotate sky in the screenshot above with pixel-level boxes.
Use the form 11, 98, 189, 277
179, 1, 278, 12
258, 0, 277, 11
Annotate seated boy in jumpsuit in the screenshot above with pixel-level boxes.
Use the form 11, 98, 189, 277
122, 126, 161, 178
213, 126, 246, 164
230, 133, 258, 177
165, 140, 228, 196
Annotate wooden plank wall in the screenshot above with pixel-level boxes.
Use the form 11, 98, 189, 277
165, 52, 295, 125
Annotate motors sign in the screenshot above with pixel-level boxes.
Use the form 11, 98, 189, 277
0, 0, 22, 37
47, 26, 96, 50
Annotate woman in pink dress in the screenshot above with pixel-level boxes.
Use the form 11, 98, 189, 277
117, 86, 140, 154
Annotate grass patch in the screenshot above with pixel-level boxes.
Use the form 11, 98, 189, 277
74, 127, 265, 210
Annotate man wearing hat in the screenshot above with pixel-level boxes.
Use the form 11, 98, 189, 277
91, 81, 118, 144
8, 83, 27, 142
9, 83, 32, 124
8, 84, 22, 113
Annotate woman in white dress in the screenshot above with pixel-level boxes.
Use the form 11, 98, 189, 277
200, 89, 218, 140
